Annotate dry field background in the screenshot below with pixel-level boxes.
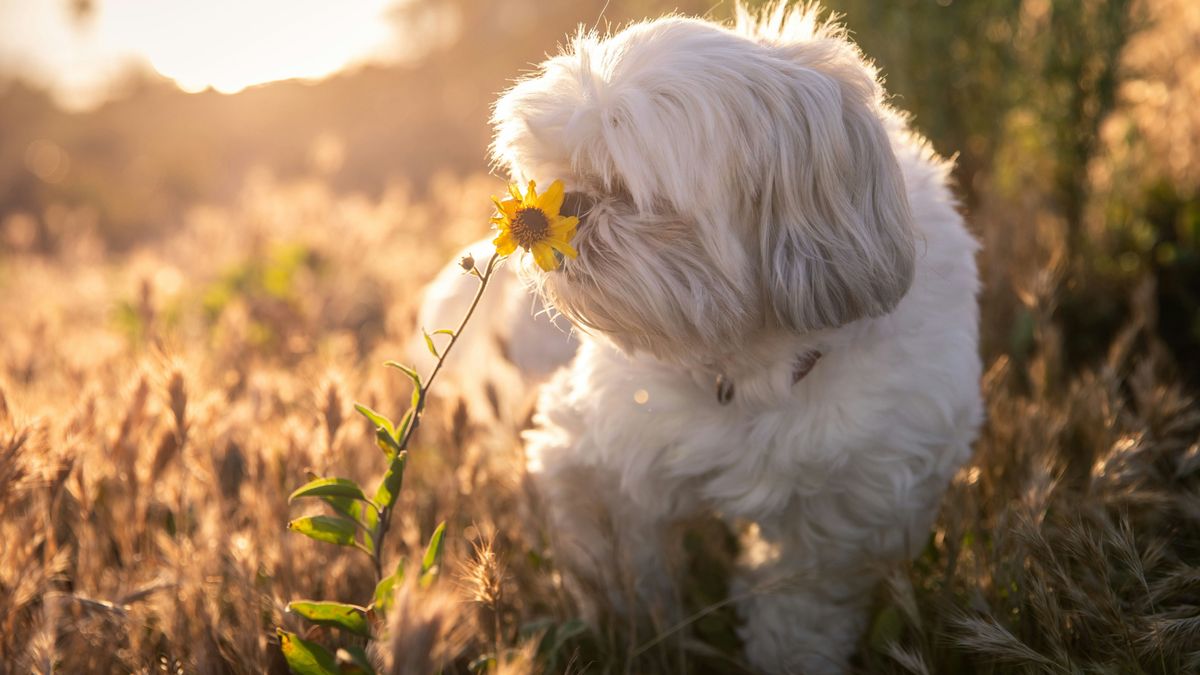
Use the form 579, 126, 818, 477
2, 0, 1200, 673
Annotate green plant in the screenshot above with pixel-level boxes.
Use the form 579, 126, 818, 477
278, 252, 501, 675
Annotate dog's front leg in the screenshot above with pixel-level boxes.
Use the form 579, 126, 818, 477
732, 450, 954, 675
733, 528, 879, 675
533, 459, 682, 633
734, 481, 937, 675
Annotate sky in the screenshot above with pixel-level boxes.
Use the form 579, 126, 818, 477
0, 0, 436, 109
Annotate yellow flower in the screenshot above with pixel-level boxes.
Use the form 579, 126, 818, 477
491, 179, 579, 271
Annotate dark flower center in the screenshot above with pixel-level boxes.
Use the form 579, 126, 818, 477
511, 207, 550, 248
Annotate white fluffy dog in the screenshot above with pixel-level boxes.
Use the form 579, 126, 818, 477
415, 4, 981, 672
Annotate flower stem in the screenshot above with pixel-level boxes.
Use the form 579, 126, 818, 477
370, 252, 502, 585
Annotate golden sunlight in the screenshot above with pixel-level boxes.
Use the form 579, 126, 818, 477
129, 0, 399, 94
0, 0, 441, 108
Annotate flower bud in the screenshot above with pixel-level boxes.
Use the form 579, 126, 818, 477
459, 254, 475, 272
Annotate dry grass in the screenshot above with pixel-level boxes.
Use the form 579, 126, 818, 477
862, 292, 1200, 674
1, 166, 1197, 674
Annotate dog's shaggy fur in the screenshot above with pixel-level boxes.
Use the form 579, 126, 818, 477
416, 5, 981, 672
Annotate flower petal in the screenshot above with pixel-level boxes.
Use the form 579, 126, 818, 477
507, 183, 524, 202
549, 220, 577, 245
525, 180, 538, 204
492, 196, 518, 220
538, 180, 565, 215
493, 232, 517, 256
550, 215, 579, 235
544, 237, 578, 258
531, 242, 558, 271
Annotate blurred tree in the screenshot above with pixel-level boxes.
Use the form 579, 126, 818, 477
816, 0, 1137, 255
815, 0, 1025, 212
1038, 0, 1136, 257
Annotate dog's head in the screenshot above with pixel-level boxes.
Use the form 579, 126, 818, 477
491, 5, 915, 366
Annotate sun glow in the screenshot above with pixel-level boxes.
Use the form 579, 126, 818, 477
0, 0, 443, 108
126, 1, 400, 94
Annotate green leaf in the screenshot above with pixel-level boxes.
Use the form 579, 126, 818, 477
302, 471, 370, 525
394, 408, 415, 445
553, 618, 587, 646
383, 361, 422, 389
381, 361, 424, 411
287, 601, 371, 638
372, 559, 406, 616
533, 623, 558, 661
868, 605, 904, 652
519, 617, 556, 641
289, 477, 368, 504
323, 494, 366, 526
288, 515, 357, 547
524, 617, 588, 672
360, 497, 379, 531
278, 629, 339, 675
354, 404, 395, 437
373, 452, 407, 512
432, 329, 455, 337
336, 646, 377, 674
422, 329, 439, 358
375, 427, 402, 458
420, 521, 446, 588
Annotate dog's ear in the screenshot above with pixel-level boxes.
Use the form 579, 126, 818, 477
759, 60, 916, 333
